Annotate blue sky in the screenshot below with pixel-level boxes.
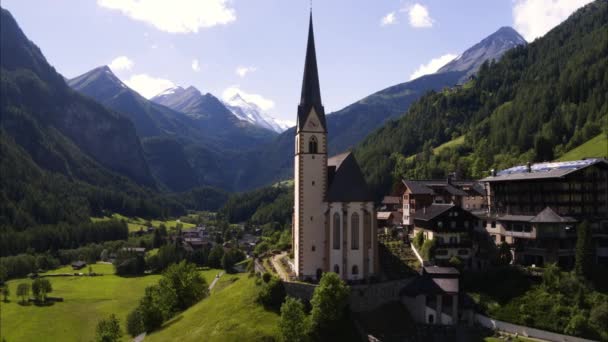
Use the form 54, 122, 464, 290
2, 0, 592, 124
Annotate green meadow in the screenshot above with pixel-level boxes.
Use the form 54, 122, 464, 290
91, 213, 195, 232
0, 264, 222, 342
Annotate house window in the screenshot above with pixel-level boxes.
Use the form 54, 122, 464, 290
311, 245, 316, 252
491, 221, 496, 228
309, 136, 318, 154
312, 181, 315, 186
333, 213, 341, 250
351, 212, 360, 250
352, 265, 359, 275
334, 264, 340, 274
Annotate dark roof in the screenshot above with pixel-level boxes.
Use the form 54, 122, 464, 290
530, 207, 577, 223
71, 261, 87, 266
400, 274, 459, 297
297, 13, 326, 132
382, 196, 401, 204
413, 204, 454, 221
423, 266, 460, 275
481, 159, 607, 182
403, 180, 435, 195
442, 184, 468, 196
326, 152, 373, 202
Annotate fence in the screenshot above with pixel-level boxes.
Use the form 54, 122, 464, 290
475, 314, 596, 342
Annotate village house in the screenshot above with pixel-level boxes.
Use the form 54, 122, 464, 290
479, 159, 608, 267
377, 196, 403, 229
397, 178, 485, 228
400, 266, 471, 325
412, 204, 479, 267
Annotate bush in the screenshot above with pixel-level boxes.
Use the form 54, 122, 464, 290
413, 231, 424, 249
279, 297, 309, 342
126, 309, 145, 337
208, 245, 224, 269
222, 249, 245, 273
257, 277, 286, 310
420, 239, 435, 260
262, 272, 272, 283
31, 278, 52, 302
310, 272, 350, 333
95, 314, 122, 342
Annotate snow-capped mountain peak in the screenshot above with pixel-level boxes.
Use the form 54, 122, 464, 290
222, 93, 292, 133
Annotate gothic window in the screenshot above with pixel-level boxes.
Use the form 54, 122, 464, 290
333, 212, 341, 250
351, 212, 359, 250
309, 135, 318, 153
334, 264, 340, 274
352, 265, 359, 275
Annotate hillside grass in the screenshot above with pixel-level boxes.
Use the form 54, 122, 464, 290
146, 274, 280, 342
91, 213, 195, 232
405, 135, 467, 161
0, 265, 222, 342
558, 133, 607, 161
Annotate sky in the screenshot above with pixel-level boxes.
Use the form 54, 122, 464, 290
2, 0, 593, 125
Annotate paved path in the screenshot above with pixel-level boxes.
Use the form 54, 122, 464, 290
208, 271, 224, 291
271, 252, 290, 281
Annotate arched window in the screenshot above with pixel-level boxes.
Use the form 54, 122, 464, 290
308, 136, 318, 154
351, 212, 359, 250
334, 264, 340, 274
333, 212, 341, 250
352, 265, 359, 275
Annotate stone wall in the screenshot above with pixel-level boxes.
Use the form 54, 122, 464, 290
284, 278, 414, 312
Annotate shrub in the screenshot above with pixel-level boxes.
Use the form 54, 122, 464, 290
126, 309, 145, 337
262, 272, 272, 283
413, 231, 424, 249
310, 272, 350, 333
257, 277, 286, 310
95, 314, 122, 342
279, 297, 309, 342
420, 239, 436, 260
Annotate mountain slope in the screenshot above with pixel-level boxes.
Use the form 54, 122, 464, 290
234, 25, 526, 190
0, 7, 154, 188
223, 93, 291, 133
439, 26, 527, 83
355, 0, 608, 197
151, 86, 277, 150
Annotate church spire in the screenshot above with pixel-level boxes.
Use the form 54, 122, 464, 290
297, 12, 326, 132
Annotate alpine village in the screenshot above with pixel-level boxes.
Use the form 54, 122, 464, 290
0, 1, 607, 342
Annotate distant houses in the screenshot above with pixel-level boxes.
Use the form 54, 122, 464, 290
71, 261, 87, 270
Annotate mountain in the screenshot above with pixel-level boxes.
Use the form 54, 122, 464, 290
0, 7, 154, 189
222, 93, 292, 133
439, 26, 527, 83
151, 86, 278, 150
233, 25, 527, 190
355, 0, 608, 198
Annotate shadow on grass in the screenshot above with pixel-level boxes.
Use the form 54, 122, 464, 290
160, 315, 184, 330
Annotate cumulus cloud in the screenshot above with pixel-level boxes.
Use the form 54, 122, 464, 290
380, 12, 397, 26
97, 0, 236, 33
124, 74, 176, 99
405, 3, 433, 28
192, 59, 201, 72
222, 86, 274, 111
513, 0, 592, 41
235, 66, 257, 78
108, 56, 134, 72
409, 53, 457, 80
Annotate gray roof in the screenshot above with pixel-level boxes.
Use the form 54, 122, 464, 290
400, 270, 459, 297
413, 204, 454, 221
481, 159, 607, 182
403, 180, 435, 195
326, 152, 373, 202
424, 266, 460, 275
530, 207, 577, 223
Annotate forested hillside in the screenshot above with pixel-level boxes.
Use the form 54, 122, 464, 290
356, 0, 608, 198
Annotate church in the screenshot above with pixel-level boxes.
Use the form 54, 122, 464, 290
293, 13, 378, 282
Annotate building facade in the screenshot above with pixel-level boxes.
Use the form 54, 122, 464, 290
480, 159, 608, 267
293, 14, 377, 282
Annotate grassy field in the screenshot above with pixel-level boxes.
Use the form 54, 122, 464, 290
146, 274, 280, 342
405, 135, 466, 161
558, 133, 607, 161
91, 213, 195, 232
0, 265, 222, 342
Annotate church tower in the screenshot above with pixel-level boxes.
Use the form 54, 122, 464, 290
293, 13, 328, 280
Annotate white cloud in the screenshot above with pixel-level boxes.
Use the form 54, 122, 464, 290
405, 3, 433, 28
124, 74, 176, 99
222, 86, 275, 111
235, 66, 257, 78
192, 59, 201, 72
97, 0, 236, 33
108, 56, 134, 72
409, 53, 457, 80
513, 0, 592, 41
380, 12, 397, 26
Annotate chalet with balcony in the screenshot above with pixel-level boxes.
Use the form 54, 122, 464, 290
413, 204, 479, 266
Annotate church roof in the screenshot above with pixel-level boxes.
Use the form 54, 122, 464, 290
297, 13, 326, 132
327, 152, 373, 202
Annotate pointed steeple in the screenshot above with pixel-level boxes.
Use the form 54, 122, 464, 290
297, 12, 326, 132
